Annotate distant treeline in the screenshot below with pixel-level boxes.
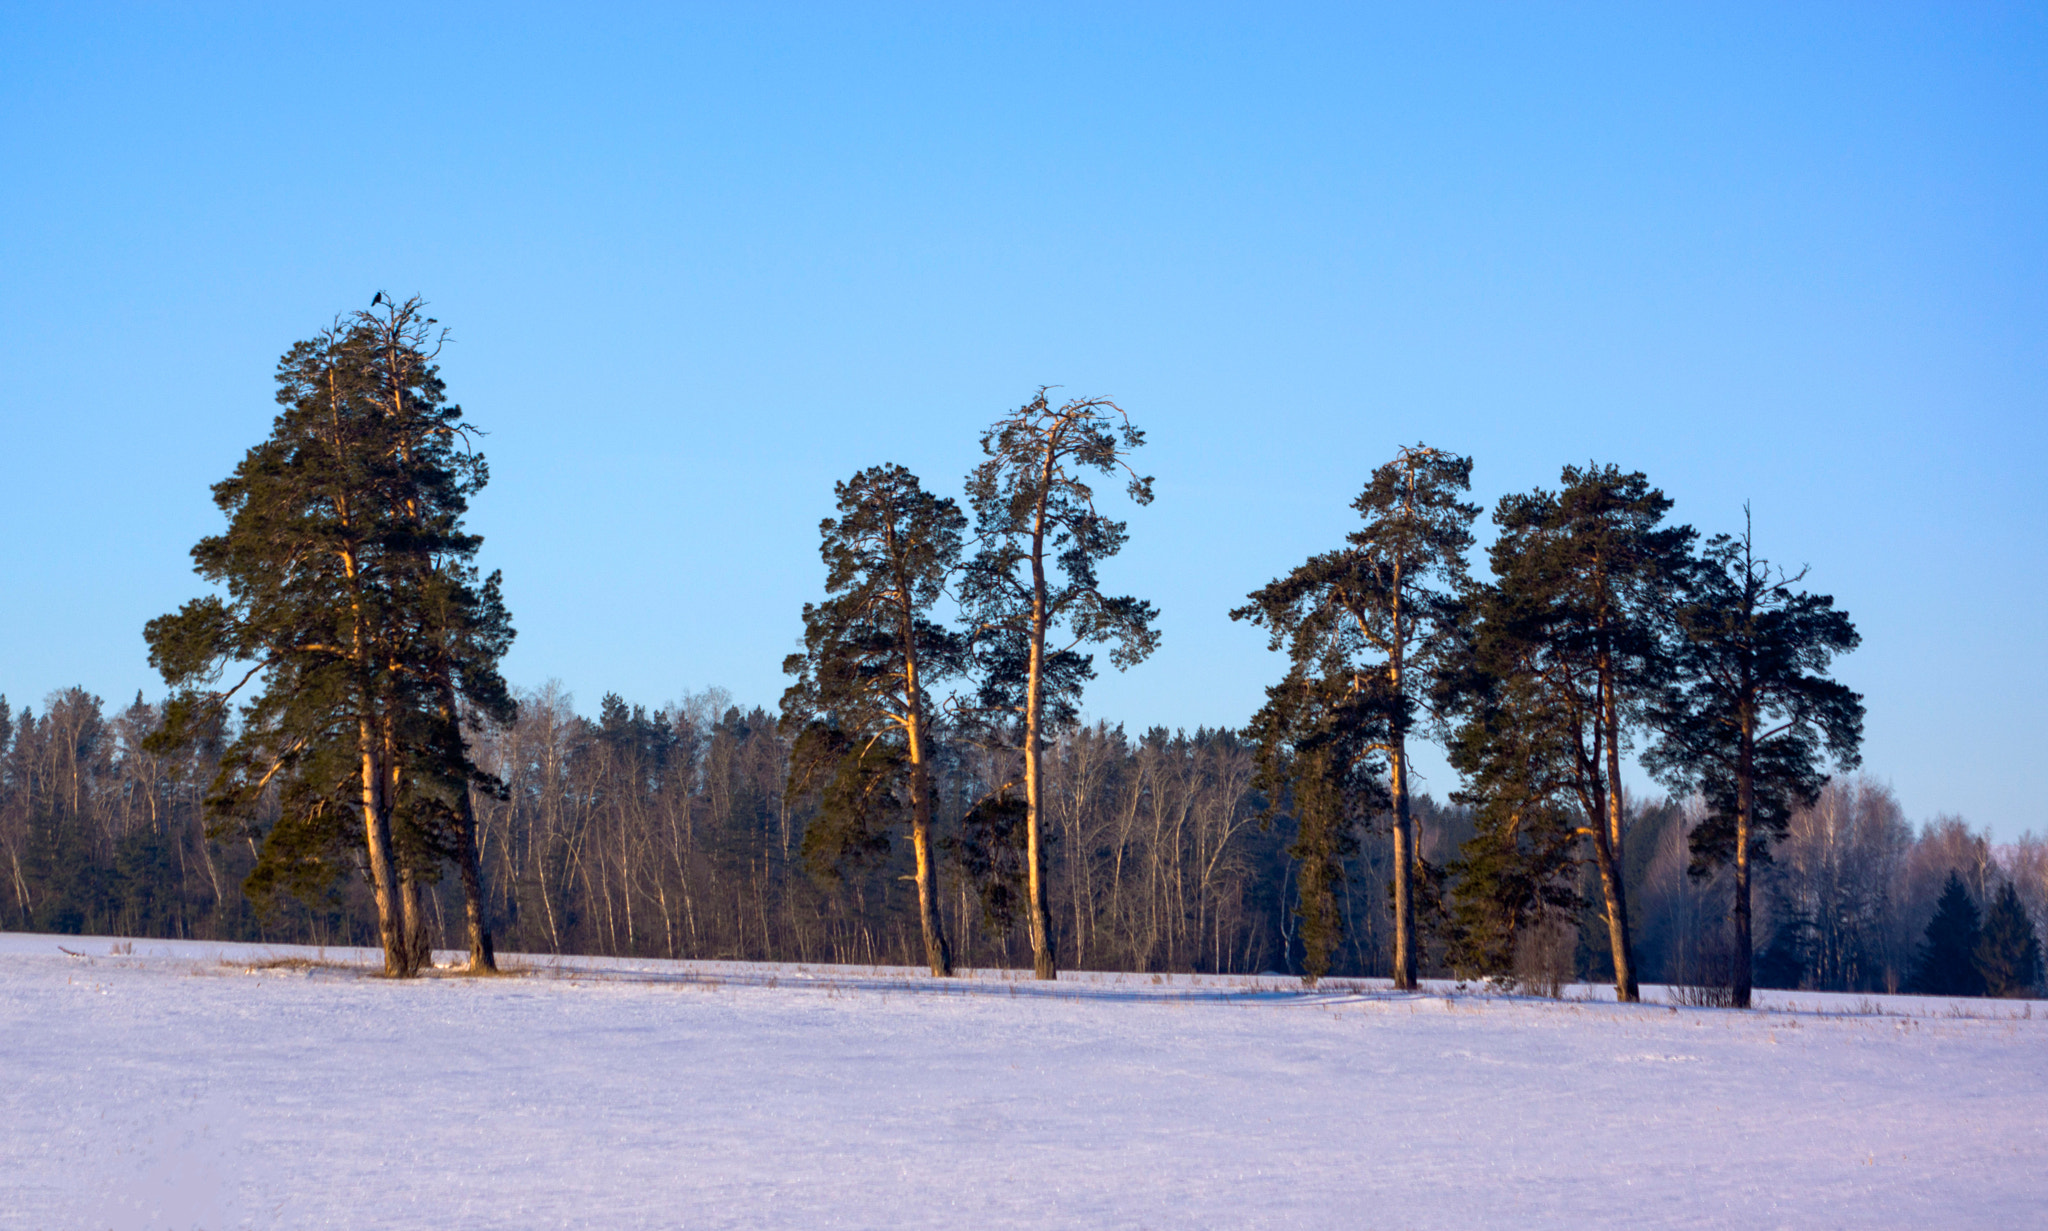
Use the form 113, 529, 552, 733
3, 684, 2041, 996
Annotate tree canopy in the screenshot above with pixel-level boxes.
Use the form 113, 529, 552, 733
143, 297, 510, 976
958, 390, 1157, 979
782, 463, 967, 975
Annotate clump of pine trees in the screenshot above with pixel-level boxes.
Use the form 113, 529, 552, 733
1231, 454, 1868, 1006
143, 297, 514, 977
6, 296, 2040, 1001
783, 392, 1159, 980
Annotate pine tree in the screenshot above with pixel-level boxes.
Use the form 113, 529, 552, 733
782, 463, 967, 976
1240, 673, 1386, 984
357, 299, 516, 973
1645, 513, 1863, 1007
1233, 445, 1476, 988
1439, 674, 1581, 981
1909, 872, 1986, 997
960, 391, 1158, 980
1975, 880, 2044, 998
1447, 465, 1692, 1003
144, 297, 511, 977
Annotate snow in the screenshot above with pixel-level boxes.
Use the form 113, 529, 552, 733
2, 932, 2041, 1229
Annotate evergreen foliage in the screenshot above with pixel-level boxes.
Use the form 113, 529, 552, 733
141, 297, 512, 976
1233, 444, 1476, 987
1645, 513, 1863, 1006
1439, 692, 1581, 980
1976, 880, 2044, 998
1441, 465, 1693, 1003
1240, 685, 1383, 984
959, 391, 1158, 978
782, 463, 966, 974
1909, 872, 1986, 996
18, 326, 2030, 1009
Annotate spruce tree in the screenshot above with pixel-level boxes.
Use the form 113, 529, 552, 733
1233, 445, 1476, 988
960, 391, 1158, 979
1752, 896, 1813, 991
144, 297, 512, 977
1646, 513, 1863, 1007
781, 463, 966, 976
1976, 880, 2044, 998
1446, 465, 1692, 1003
1909, 872, 1986, 997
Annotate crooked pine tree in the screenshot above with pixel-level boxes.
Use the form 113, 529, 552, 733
781, 463, 967, 976
145, 297, 513, 977
1646, 512, 1863, 1008
960, 391, 1158, 980
1233, 444, 1476, 989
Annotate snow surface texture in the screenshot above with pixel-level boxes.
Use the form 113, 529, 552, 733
2, 933, 2041, 1230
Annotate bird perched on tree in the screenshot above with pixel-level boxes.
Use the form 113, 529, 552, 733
371, 291, 386, 307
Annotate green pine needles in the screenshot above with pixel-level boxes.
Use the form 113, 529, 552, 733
1234, 445, 1476, 987
144, 296, 514, 978
130, 318, 1916, 999
781, 463, 968, 976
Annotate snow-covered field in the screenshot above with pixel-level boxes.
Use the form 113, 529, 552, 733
2, 932, 2040, 1229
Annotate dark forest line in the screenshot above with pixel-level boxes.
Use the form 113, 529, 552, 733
3, 682, 2042, 996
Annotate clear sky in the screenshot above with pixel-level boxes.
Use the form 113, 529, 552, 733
3, 5, 2043, 838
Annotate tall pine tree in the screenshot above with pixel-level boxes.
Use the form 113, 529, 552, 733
1233, 444, 1476, 988
960, 391, 1158, 979
1448, 465, 1692, 1003
358, 297, 516, 973
145, 297, 511, 977
782, 464, 967, 976
1646, 513, 1863, 1007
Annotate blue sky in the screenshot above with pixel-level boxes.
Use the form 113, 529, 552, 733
3, 4, 2043, 838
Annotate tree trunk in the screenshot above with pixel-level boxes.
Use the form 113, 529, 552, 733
1024, 634, 1055, 979
1588, 818, 1637, 1002
1024, 461, 1057, 981
905, 682, 952, 976
909, 761, 952, 977
386, 719, 434, 974
455, 783, 497, 972
1387, 534, 1418, 991
357, 722, 409, 977
1731, 711, 1755, 1009
1597, 640, 1639, 1003
400, 864, 432, 972
1390, 738, 1417, 990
